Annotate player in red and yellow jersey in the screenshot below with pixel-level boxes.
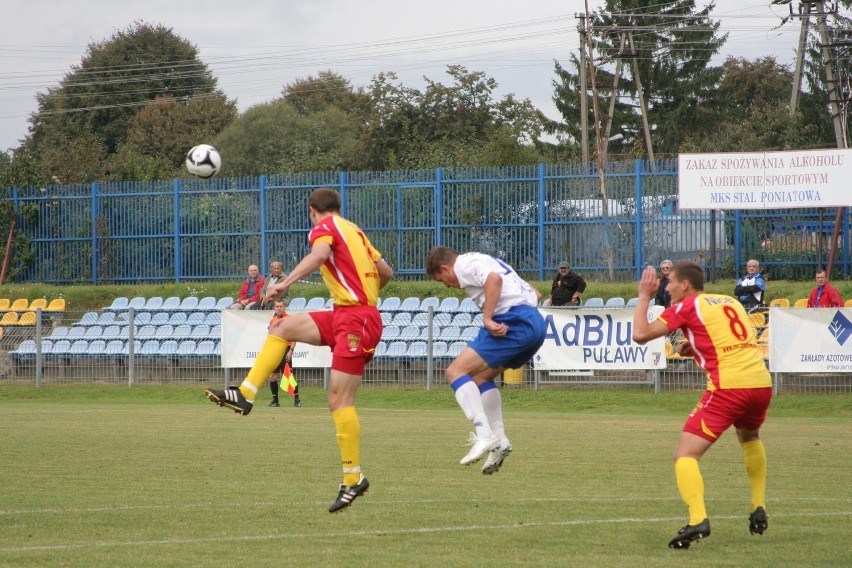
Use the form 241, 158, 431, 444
633, 261, 771, 550
205, 188, 393, 513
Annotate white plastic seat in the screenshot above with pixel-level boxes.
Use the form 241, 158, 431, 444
459, 298, 478, 312
437, 297, 459, 312
288, 297, 307, 310
379, 297, 401, 312
141, 297, 164, 312
605, 297, 626, 307
305, 297, 327, 310
584, 297, 605, 307
399, 297, 421, 312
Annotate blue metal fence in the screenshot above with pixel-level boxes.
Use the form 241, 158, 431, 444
3, 160, 849, 283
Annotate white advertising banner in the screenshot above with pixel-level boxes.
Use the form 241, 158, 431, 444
769, 307, 852, 372
220, 310, 332, 369
678, 148, 852, 210
534, 306, 667, 370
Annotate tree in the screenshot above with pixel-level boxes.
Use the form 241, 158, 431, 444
14, 22, 227, 184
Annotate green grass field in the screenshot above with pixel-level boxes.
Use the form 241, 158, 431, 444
1, 386, 849, 567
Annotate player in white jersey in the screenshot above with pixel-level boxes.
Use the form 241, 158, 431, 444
426, 246, 546, 474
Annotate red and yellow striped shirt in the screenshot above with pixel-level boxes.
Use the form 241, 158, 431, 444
308, 214, 382, 307
659, 293, 771, 390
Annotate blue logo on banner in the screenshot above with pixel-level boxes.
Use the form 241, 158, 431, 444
828, 311, 852, 346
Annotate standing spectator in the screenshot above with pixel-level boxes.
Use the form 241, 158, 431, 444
205, 187, 393, 513
633, 261, 772, 549
266, 299, 301, 408
807, 270, 843, 308
253, 261, 287, 310
734, 259, 765, 310
426, 246, 546, 475
229, 265, 265, 310
550, 261, 587, 306
656, 260, 673, 307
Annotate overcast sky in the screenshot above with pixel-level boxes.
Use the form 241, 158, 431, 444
0, 0, 804, 153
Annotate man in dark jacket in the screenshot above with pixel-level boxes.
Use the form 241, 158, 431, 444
550, 261, 587, 306
656, 260, 673, 307
734, 259, 766, 310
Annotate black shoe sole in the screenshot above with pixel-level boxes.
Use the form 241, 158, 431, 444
205, 390, 251, 416
749, 509, 768, 535
668, 522, 711, 549
328, 481, 370, 513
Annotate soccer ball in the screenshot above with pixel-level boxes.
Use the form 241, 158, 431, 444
185, 144, 222, 179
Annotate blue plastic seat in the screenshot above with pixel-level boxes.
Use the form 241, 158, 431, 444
150, 312, 169, 326
420, 297, 440, 311
196, 297, 217, 311
374, 341, 388, 357
127, 297, 147, 311
384, 341, 407, 358
437, 297, 460, 312
288, 297, 307, 310
158, 340, 179, 357
382, 326, 400, 340
191, 324, 210, 339
439, 326, 462, 341
605, 297, 626, 307
381, 312, 393, 325
186, 312, 206, 326
459, 298, 478, 312
399, 297, 421, 312
73, 312, 99, 327
305, 297, 327, 310
205, 312, 221, 326
173, 324, 193, 339
379, 297, 401, 312
411, 312, 430, 327
461, 327, 479, 340
49, 326, 70, 339
399, 325, 420, 340
626, 297, 640, 307
215, 297, 233, 311
209, 325, 221, 339
451, 313, 473, 327
136, 325, 157, 339
84, 325, 103, 339
88, 340, 107, 357
447, 341, 467, 358
133, 312, 152, 325
105, 340, 124, 358
96, 312, 117, 326
122, 340, 143, 356
138, 340, 160, 358
176, 340, 197, 357
162, 296, 182, 311
432, 341, 449, 358
11, 340, 37, 360
390, 312, 412, 327
324, 298, 335, 309
471, 313, 483, 326
432, 312, 454, 326
141, 297, 164, 312
48, 339, 72, 358
171, 296, 192, 311
68, 340, 89, 357
67, 326, 86, 339
419, 325, 440, 340
105, 297, 129, 313
167, 312, 188, 326
155, 324, 175, 339
195, 340, 216, 358
584, 297, 604, 307
407, 341, 428, 357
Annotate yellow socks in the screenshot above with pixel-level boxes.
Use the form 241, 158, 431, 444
675, 457, 707, 525
239, 335, 289, 402
332, 406, 361, 486
741, 439, 767, 511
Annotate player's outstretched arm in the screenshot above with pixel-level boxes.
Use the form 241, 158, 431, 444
632, 265, 668, 343
268, 242, 332, 300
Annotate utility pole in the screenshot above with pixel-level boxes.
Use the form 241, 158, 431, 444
627, 30, 656, 170
788, 1, 814, 116
578, 15, 590, 165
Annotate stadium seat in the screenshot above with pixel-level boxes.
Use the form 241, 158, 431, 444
96, 312, 117, 326
419, 325, 440, 340
191, 324, 210, 339
381, 312, 393, 325
161, 297, 182, 311
177, 296, 198, 312
102, 325, 122, 340
136, 325, 157, 340
9, 298, 29, 312
399, 325, 420, 340
432, 341, 449, 358
287, 297, 307, 310
155, 325, 175, 340
105, 297, 129, 312
84, 326, 103, 339
378, 296, 401, 312
215, 297, 234, 311
450, 313, 472, 327
196, 297, 217, 311
459, 298, 478, 312
846, 299, 852, 308
209, 325, 221, 339
141, 297, 164, 312
133, 312, 152, 326
88, 340, 107, 357
105, 340, 124, 358
26, 298, 48, 311
583, 297, 605, 307
138, 340, 160, 358
150, 312, 169, 326
384, 341, 408, 358
769, 298, 790, 308
0, 299, 9, 311
121, 340, 143, 356
204, 312, 221, 326
173, 324, 193, 339
11, 340, 36, 361
324, 298, 335, 309
49, 326, 70, 339
461, 326, 479, 340
436, 297, 460, 313
305, 297, 326, 310
167, 312, 188, 326
605, 297, 626, 307
68, 340, 89, 357
184, 312, 205, 326
127, 297, 146, 311
73, 312, 98, 327
48, 339, 72, 358
407, 341, 428, 357
793, 298, 808, 308
390, 312, 412, 327
411, 312, 430, 327
399, 297, 421, 312
626, 297, 640, 307
67, 326, 86, 339
471, 313, 483, 326
15, 312, 37, 326
748, 312, 767, 330
176, 340, 197, 357
447, 341, 467, 358
374, 341, 388, 357
194, 340, 216, 359
420, 297, 440, 311
438, 326, 462, 341
381, 326, 400, 340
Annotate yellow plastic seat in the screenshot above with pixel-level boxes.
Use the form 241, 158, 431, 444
768, 298, 789, 308
845, 299, 852, 308
8, 298, 28, 312
0, 312, 19, 325
45, 298, 66, 312
26, 298, 48, 311
0, 299, 9, 311
15, 312, 36, 326
793, 298, 808, 308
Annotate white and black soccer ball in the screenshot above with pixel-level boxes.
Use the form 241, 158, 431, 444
185, 144, 222, 179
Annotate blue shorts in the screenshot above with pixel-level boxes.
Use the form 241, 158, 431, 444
468, 304, 546, 369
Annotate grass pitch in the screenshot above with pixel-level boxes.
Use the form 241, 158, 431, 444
0, 385, 849, 567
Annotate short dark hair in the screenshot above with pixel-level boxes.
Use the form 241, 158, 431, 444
425, 246, 459, 275
671, 261, 704, 291
308, 188, 341, 213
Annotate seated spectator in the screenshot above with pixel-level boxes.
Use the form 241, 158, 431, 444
253, 261, 287, 310
229, 264, 265, 310
656, 260, 673, 307
550, 261, 586, 306
734, 259, 765, 310
807, 270, 843, 308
